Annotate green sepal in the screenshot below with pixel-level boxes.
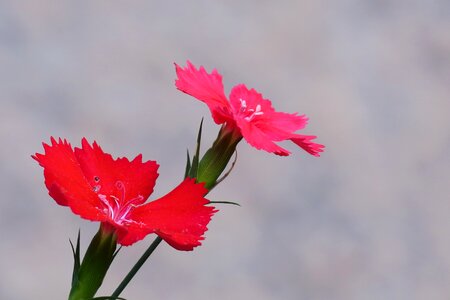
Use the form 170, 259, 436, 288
68, 225, 118, 300
208, 149, 238, 190
197, 125, 242, 190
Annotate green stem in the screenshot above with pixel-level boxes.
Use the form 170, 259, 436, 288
110, 236, 163, 298
111, 124, 241, 298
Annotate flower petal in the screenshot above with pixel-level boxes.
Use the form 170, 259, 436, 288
74, 138, 159, 206
257, 111, 308, 140
32, 137, 105, 221
229, 84, 275, 116
112, 224, 152, 247
237, 120, 291, 156
230, 85, 308, 140
126, 178, 216, 250
228, 84, 324, 156
175, 61, 232, 124
290, 135, 325, 157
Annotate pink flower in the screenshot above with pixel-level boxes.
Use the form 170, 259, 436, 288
33, 137, 216, 250
175, 61, 324, 156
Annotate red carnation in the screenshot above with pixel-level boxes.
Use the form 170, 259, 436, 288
33, 137, 216, 251
175, 61, 324, 156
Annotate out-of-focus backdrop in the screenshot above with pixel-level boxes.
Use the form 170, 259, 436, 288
1, 1, 449, 299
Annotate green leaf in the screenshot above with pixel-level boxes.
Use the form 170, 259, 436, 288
184, 149, 191, 179
188, 118, 203, 178
209, 200, 241, 206
69, 230, 81, 289
89, 297, 127, 300
113, 246, 122, 260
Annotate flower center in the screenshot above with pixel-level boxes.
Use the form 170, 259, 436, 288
95, 180, 143, 226
239, 98, 264, 121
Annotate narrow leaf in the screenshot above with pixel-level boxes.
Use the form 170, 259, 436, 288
184, 149, 191, 179
113, 246, 122, 260
70, 230, 81, 288
89, 297, 127, 300
209, 200, 241, 206
189, 118, 203, 178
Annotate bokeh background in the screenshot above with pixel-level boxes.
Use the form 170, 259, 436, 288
1, 1, 449, 299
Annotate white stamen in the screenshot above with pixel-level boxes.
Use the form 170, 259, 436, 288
239, 98, 264, 121
97, 181, 144, 226
239, 98, 247, 109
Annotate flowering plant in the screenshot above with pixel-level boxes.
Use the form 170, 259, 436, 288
33, 61, 323, 299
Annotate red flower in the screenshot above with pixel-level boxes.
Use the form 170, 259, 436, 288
33, 137, 216, 250
175, 61, 324, 156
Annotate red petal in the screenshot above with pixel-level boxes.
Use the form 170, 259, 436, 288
290, 135, 325, 157
74, 138, 159, 206
228, 85, 324, 156
125, 178, 217, 250
257, 111, 308, 140
111, 223, 152, 247
175, 61, 232, 124
32, 137, 106, 221
237, 120, 291, 156
230, 85, 308, 140
229, 84, 275, 116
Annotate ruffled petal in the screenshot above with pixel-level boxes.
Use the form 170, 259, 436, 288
230, 84, 308, 140
32, 137, 105, 221
229, 84, 323, 156
229, 84, 275, 116
127, 178, 216, 250
175, 61, 232, 124
74, 138, 159, 206
113, 223, 153, 247
257, 112, 308, 139
236, 120, 291, 156
290, 135, 325, 157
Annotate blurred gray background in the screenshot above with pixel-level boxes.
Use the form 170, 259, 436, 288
1, 1, 449, 299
